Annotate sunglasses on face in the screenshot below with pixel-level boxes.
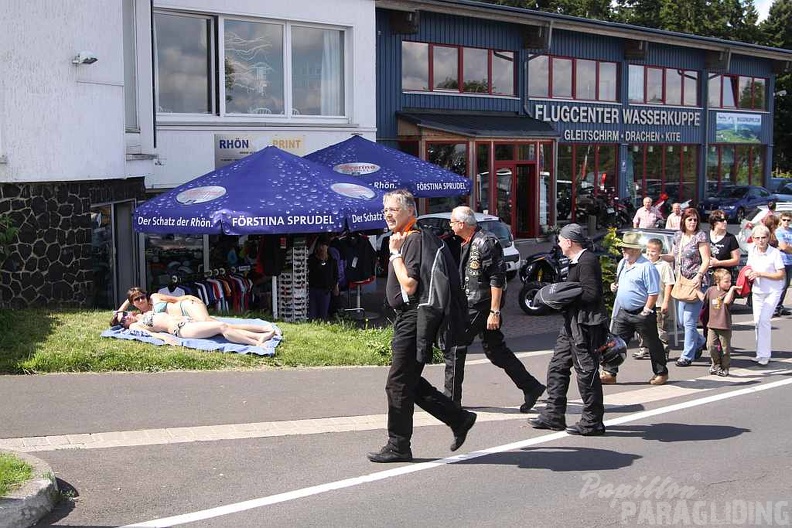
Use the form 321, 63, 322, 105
132, 296, 146, 303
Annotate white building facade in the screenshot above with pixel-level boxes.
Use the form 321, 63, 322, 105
0, 0, 377, 308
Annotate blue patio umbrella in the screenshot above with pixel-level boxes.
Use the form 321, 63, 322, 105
305, 135, 471, 198
133, 146, 386, 235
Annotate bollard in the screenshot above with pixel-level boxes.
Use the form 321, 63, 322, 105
587, 214, 597, 235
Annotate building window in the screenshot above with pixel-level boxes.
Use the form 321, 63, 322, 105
402, 42, 515, 96
123, 0, 138, 131
426, 143, 468, 212
706, 144, 764, 187
708, 74, 766, 110
154, 10, 347, 118
155, 12, 215, 114
628, 144, 699, 206
528, 55, 617, 102
628, 65, 699, 106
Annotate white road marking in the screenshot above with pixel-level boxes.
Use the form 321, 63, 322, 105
120, 375, 792, 528
2, 358, 788, 453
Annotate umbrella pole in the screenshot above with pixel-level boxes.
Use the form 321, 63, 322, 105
272, 276, 278, 320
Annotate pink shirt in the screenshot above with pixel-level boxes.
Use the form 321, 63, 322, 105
633, 207, 663, 228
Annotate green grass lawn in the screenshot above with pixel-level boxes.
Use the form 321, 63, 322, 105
0, 309, 394, 374
0, 452, 33, 496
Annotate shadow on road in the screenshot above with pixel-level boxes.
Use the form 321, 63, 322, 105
606, 422, 750, 442
463, 447, 641, 472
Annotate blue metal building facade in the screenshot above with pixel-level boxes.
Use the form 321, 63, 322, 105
375, 0, 792, 237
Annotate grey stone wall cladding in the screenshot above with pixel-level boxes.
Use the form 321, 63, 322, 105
0, 179, 146, 308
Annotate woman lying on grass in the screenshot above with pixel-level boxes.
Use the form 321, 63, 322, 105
114, 287, 213, 322
112, 311, 278, 347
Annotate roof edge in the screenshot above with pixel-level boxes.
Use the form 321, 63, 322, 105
376, 0, 792, 62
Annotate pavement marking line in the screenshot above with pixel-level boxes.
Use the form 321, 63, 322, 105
3, 358, 789, 453
120, 376, 792, 528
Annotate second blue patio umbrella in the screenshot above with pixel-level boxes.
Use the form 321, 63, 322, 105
305, 135, 471, 198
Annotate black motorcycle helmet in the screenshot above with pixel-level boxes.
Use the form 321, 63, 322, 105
598, 334, 628, 369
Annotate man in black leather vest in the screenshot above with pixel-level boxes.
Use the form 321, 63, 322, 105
445, 206, 545, 412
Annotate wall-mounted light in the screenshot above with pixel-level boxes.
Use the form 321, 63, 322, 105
72, 51, 98, 65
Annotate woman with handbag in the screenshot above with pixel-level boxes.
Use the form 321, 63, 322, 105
664, 208, 711, 367
746, 224, 785, 366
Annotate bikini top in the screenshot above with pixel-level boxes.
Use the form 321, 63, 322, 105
153, 301, 169, 313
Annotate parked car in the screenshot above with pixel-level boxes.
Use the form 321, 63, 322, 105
773, 181, 792, 202
768, 177, 790, 193
417, 212, 522, 279
696, 185, 773, 223
736, 202, 792, 254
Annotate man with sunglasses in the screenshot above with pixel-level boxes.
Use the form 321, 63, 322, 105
774, 212, 792, 316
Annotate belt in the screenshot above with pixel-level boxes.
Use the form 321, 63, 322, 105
623, 307, 645, 315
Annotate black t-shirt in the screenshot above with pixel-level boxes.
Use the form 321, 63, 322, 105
308, 254, 338, 291
385, 231, 421, 309
709, 232, 740, 263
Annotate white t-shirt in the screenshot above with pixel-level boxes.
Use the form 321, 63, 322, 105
746, 245, 784, 294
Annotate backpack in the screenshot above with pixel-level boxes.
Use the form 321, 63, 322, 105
416, 228, 468, 363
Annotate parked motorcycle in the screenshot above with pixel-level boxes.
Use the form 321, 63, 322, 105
517, 237, 571, 315
574, 191, 629, 229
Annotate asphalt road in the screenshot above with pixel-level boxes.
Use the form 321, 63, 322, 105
2, 276, 792, 527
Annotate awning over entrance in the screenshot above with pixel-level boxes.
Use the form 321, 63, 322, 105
397, 111, 560, 138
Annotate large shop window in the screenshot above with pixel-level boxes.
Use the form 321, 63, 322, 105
628, 65, 699, 107
154, 11, 346, 118
556, 144, 617, 221
426, 143, 468, 212
706, 145, 765, 189
628, 145, 699, 207
707, 75, 766, 111
401, 42, 515, 96
528, 55, 617, 102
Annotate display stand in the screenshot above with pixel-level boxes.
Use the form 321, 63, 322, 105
277, 237, 309, 322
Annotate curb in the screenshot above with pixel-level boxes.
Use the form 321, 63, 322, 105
0, 450, 59, 528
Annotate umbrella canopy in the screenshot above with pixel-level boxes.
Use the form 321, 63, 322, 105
305, 135, 471, 198
134, 146, 386, 235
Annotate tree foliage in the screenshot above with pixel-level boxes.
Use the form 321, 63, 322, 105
762, 0, 792, 171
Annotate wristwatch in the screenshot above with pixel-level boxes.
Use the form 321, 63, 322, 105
490, 310, 501, 316
641, 308, 654, 316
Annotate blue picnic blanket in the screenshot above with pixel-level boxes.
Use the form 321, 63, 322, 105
100, 317, 282, 356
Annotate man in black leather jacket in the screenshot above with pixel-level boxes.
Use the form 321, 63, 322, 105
445, 206, 546, 412
529, 223, 609, 436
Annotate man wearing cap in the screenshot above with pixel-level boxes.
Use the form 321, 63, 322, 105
446, 206, 546, 412
605, 232, 669, 385
529, 223, 609, 436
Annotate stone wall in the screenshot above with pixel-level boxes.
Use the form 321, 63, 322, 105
0, 179, 146, 308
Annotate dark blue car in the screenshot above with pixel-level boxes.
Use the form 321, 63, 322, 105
697, 185, 773, 223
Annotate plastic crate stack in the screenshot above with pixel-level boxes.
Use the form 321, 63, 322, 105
277, 238, 309, 322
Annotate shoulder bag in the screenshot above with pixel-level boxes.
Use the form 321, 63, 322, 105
671, 236, 699, 303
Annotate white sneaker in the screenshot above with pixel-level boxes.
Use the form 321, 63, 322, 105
757, 357, 770, 366
750, 357, 760, 362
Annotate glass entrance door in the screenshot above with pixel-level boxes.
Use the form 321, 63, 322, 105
494, 166, 513, 227
515, 164, 537, 237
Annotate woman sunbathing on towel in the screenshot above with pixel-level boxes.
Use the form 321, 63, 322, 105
114, 287, 212, 322
113, 311, 276, 347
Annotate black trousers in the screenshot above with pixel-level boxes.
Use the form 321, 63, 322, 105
609, 309, 668, 376
386, 308, 467, 450
538, 320, 605, 432
444, 307, 542, 404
